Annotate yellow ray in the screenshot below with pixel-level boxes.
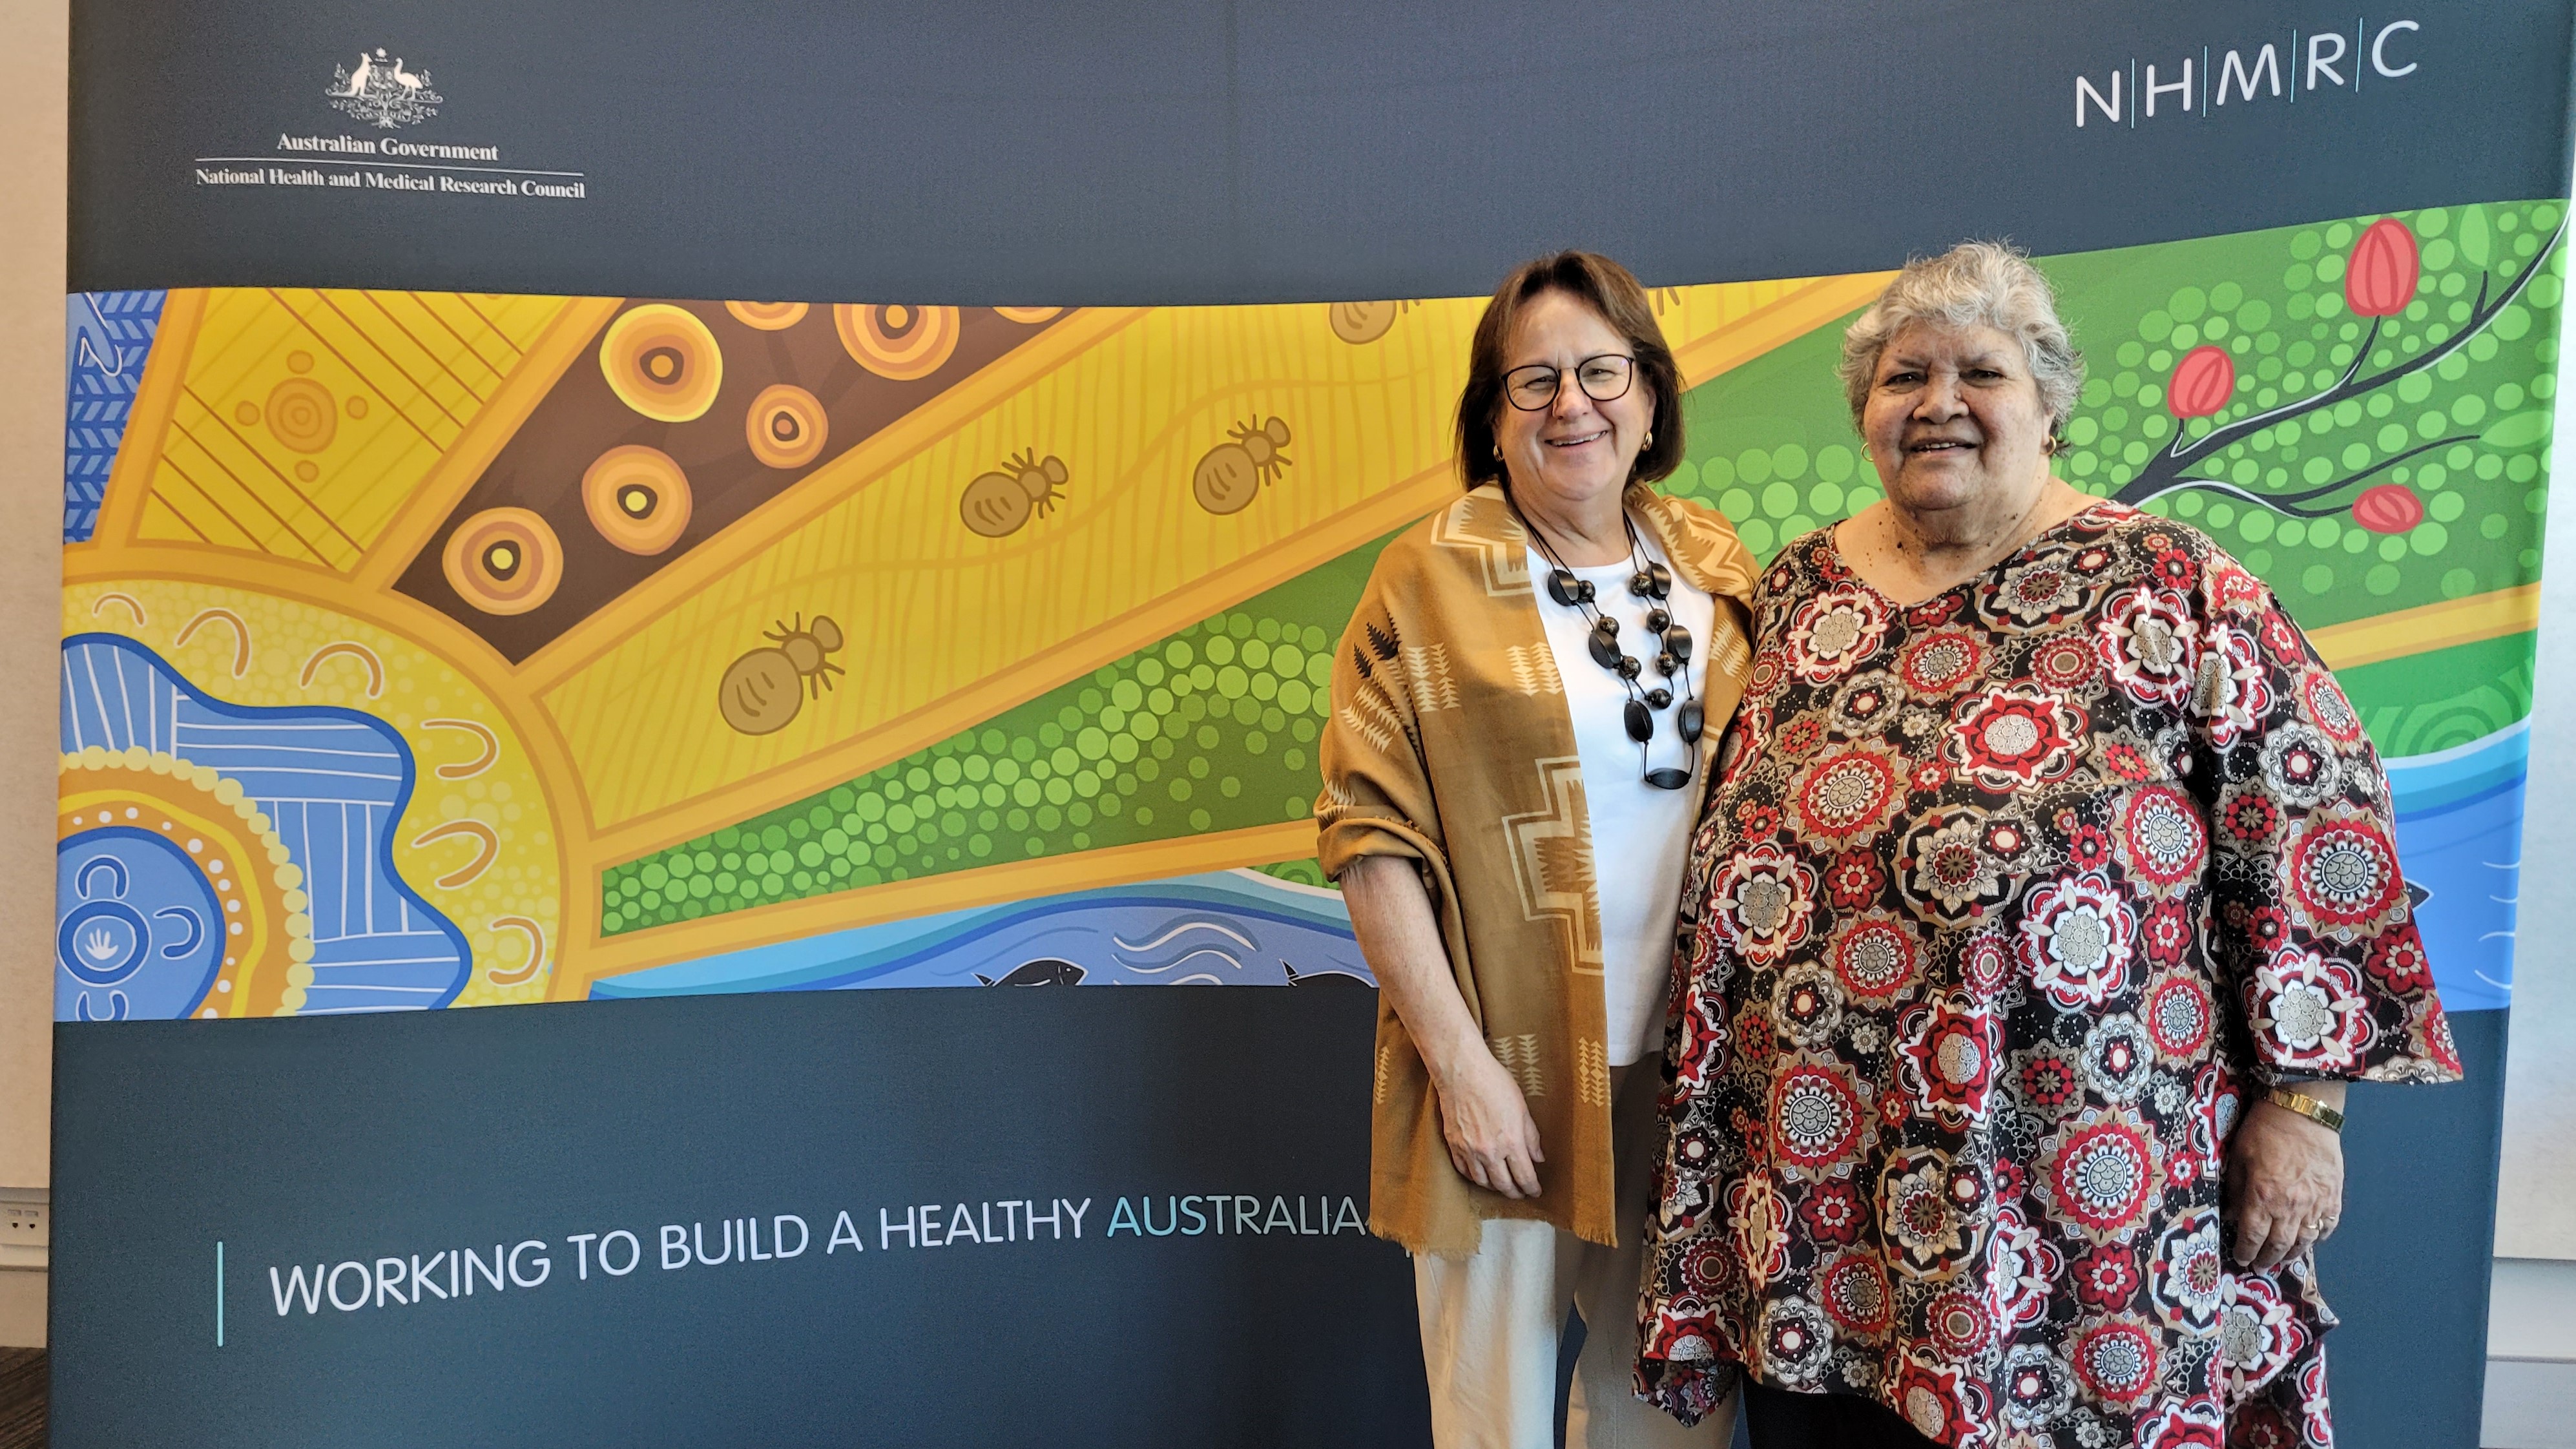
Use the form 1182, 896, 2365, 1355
540, 273, 1893, 856
118, 288, 577, 570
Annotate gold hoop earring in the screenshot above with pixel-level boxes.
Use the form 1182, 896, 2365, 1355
1643, 430, 1655, 450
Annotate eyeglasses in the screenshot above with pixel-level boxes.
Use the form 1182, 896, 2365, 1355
1502, 354, 1636, 412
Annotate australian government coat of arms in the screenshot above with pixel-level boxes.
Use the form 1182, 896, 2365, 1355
327, 48, 441, 129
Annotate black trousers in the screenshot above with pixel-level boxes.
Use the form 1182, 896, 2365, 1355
1743, 1381, 1944, 1449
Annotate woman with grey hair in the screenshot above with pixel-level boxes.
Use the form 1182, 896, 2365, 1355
1633, 242, 2458, 1447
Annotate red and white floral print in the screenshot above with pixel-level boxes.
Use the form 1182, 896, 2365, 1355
2019, 873, 2138, 1010
1640, 506, 2457, 1449
1789, 586, 1891, 683
1946, 685, 2089, 793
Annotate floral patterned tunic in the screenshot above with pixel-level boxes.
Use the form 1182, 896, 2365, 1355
1635, 503, 2458, 1449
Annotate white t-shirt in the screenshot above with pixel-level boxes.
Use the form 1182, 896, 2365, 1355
1526, 530, 1716, 1067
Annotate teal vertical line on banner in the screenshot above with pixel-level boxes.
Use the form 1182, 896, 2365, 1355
2201, 47, 2209, 116
2291, 32, 2299, 102
2128, 59, 2136, 129
216, 1241, 223, 1347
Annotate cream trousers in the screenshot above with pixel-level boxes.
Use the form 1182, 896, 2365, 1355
1412, 1064, 1739, 1449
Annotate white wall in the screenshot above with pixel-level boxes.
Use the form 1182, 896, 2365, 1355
2495, 191, 2576, 1263
0, 0, 67, 1348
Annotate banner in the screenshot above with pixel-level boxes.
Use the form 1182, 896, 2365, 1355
54, 4, 2575, 1445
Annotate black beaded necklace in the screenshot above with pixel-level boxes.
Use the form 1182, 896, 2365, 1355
1519, 505, 1703, 790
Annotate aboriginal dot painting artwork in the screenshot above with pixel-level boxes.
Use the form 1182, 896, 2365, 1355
58, 203, 2560, 1017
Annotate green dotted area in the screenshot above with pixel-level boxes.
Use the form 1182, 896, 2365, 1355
1670, 201, 2564, 632
601, 545, 1386, 933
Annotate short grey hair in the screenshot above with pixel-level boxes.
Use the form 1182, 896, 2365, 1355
1836, 240, 2085, 441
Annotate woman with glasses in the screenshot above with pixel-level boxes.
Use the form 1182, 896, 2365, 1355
1318, 251, 1757, 1447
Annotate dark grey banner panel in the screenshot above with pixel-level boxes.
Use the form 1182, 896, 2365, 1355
71, 1, 2576, 302
50, 989, 1429, 1449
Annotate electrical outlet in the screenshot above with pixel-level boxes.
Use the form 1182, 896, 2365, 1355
0, 1191, 47, 1270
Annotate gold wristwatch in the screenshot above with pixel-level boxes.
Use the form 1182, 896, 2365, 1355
2265, 1085, 2345, 1133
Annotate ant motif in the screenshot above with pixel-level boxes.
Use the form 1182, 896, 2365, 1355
959, 449, 1070, 538
1192, 416, 1293, 516
717, 613, 845, 736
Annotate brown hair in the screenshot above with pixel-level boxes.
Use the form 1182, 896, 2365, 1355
1454, 251, 1684, 492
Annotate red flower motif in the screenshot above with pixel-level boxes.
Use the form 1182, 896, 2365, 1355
1734, 799, 1781, 839
2366, 933, 2434, 992
2142, 901, 2191, 966
2221, 791, 2281, 848
2019, 1051, 2079, 1109
2071, 1244, 2143, 1309
1823, 849, 1887, 911
1799, 1178, 1865, 1246
2066, 824, 2113, 871
1896, 991, 2001, 1129
1776, 715, 1827, 758
2245, 906, 2291, 954
1946, 686, 2088, 793
2151, 547, 2199, 590
2259, 609, 2303, 663
1911, 761, 1948, 793
2100, 740, 2155, 783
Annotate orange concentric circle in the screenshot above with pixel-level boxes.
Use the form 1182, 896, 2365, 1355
745, 384, 829, 470
834, 304, 960, 381
725, 300, 810, 331
599, 304, 724, 422
581, 445, 694, 554
442, 507, 564, 614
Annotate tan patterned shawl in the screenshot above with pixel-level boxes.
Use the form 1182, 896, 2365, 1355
1317, 481, 1758, 1255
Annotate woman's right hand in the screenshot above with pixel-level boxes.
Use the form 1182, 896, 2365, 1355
1432, 1046, 1546, 1200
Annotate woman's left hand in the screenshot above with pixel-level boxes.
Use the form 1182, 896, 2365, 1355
2223, 1092, 2346, 1271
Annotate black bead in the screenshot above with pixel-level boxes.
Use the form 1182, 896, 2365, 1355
1646, 687, 1673, 709
1666, 625, 1694, 662
1679, 698, 1706, 742
1592, 615, 1620, 639
1657, 652, 1679, 677
1643, 766, 1691, 791
1587, 633, 1623, 671
1546, 570, 1583, 607
1624, 699, 1653, 742
1631, 562, 1672, 599
1615, 654, 1642, 680
1646, 608, 1671, 633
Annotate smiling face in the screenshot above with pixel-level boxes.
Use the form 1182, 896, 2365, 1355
1493, 289, 1656, 521
1860, 320, 2056, 525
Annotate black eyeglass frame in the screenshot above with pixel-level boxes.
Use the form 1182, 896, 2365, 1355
1500, 353, 1638, 412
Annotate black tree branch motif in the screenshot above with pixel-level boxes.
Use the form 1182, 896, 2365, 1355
2112, 212, 2570, 526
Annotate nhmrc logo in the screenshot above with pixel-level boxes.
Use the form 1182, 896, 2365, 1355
327, 47, 442, 130
2075, 20, 2421, 128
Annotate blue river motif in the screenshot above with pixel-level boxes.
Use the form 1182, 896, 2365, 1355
56, 634, 471, 1019
591, 870, 1371, 999
2384, 722, 2524, 1014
